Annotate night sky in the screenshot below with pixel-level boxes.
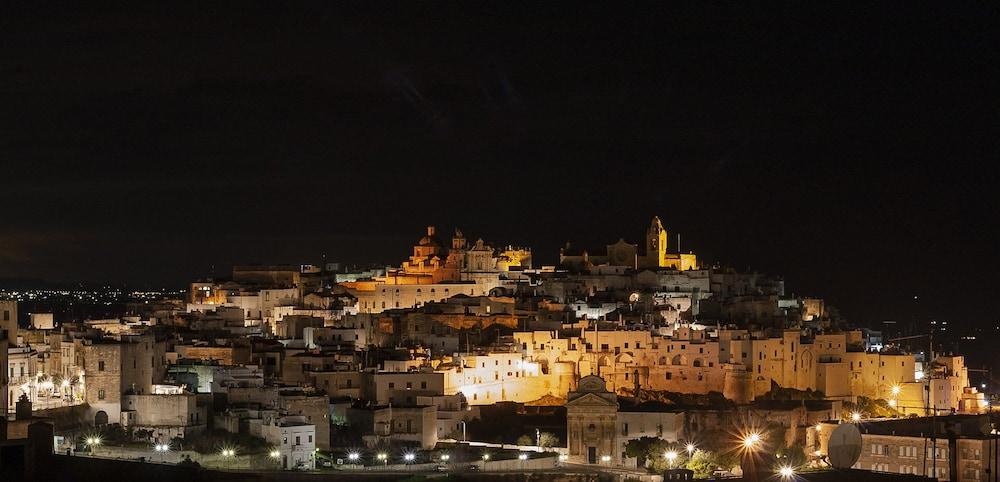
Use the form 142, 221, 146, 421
3, 4, 999, 330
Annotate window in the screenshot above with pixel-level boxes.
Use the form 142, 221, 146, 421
406, 382, 412, 389
295, 436, 301, 445
388, 382, 395, 389
98, 389, 105, 400
666, 372, 672, 380
420, 381, 427, 389
308, 435, 313, 443
98, 361, 105, 371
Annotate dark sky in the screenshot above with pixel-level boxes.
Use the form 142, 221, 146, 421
3, 4, 999, 329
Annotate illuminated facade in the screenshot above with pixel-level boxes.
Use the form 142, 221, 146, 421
345, 225, 531, 313
560, 216, 698, 271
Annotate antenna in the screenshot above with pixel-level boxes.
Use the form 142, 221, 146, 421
828, 423, 863, 469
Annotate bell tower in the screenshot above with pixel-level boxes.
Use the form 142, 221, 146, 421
646, 216, 667, 267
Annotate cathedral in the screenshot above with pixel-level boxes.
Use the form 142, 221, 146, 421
387, 226, 532, 284
560, 216, 698, 271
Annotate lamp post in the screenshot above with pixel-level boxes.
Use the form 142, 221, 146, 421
459, 420, 467, 442
665, 450, 678, 469
741, 432, 762, 482
154, 443, 169, 462
779, 466, 795, 479
377, 452, 388, 466
270, 449, 282, 469
85, 436, 102, 456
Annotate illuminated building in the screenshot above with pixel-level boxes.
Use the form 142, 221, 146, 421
345, 226, 531, 313
560, 216, 698, 271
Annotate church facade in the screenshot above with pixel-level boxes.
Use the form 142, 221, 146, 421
565, 375, 620, 465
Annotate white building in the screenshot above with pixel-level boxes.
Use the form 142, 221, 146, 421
262, 415, 316, 470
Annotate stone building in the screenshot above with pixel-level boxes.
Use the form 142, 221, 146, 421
1, 300, 16, 344
560, 217, 698, 271
81, 335, 167, 425
817, 415, 996, 481
566, 375, 619, 465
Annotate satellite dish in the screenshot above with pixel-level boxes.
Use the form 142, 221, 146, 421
828, 423, 863, 469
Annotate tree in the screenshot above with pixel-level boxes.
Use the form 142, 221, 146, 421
538, 432, 558, 448
516, 435, 533, 446
625, 437, 671, 469
685, 449, 715, 478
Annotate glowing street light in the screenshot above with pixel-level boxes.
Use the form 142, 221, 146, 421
742, 432, 761, 450
269, 450, 281, 459
348, 452, 360, 462
518, 453, 529, 460
85, 436, 102, 455
377, 452, 388, 465
685, 443, 696, 455
665, 450, 678, 468
154, 443, 169, 462
851, 412, 862, 422
600, 455, 611, 463
439, 454, 450, 462
891, 385, 901, 396
403, 453, 415, 463
558, 454, 569, 462
888, 399, 897, 408
778, 466, 795, 479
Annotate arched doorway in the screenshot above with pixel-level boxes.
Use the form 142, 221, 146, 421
94, 410, 108, 426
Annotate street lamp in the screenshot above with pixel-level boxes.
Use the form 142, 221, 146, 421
600, 455, 611, 464
741, 432, 761, 450
850, 412, 862, 422
665, 450, 678, 468
685, 443, 696, 455
518, 453, 528, 460
404, 453, 415, 463
377, 452, 388, 466
348, 452, 360, 462
778, 466, 795, 479
85, 436, 102, 455
154, 443, 169, 462
891, 385, 901, 396
439, 454, 450, 462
